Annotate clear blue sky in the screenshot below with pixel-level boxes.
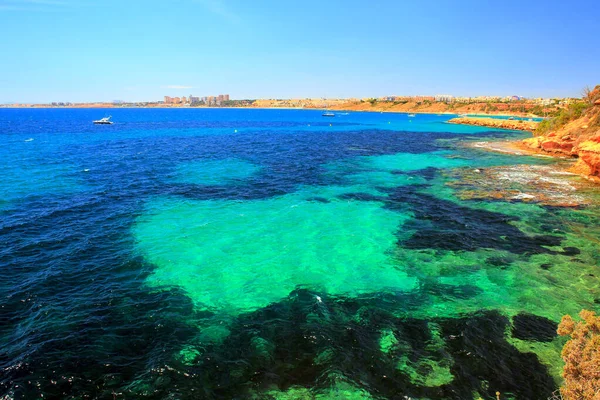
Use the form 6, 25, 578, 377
1, 0, 598, 103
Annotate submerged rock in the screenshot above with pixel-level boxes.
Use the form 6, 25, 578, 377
445, 164, 592, 207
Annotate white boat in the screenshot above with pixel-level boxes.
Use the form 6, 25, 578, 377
408, 113, 416, 117
322, 112, 335, 117
93, 116, 113, 125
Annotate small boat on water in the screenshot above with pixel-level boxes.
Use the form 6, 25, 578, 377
408, 113, 416, 117
93, 116, 113, 125
322, 112, 335, 117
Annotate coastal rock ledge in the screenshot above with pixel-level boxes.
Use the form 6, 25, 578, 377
521, 85, 600, 179
448, 117, 538, 132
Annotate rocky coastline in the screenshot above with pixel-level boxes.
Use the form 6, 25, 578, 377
520, 92, 600, 181
468, 86, 600, 184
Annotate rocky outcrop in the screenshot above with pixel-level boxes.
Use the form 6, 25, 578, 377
577, 137, 600, 176
521, 85, 600, 180
448, 117, 538, 131
523, 133, 575, 154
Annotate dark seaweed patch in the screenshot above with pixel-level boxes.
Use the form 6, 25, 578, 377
156, 289, 557, 400
0, 261, 201, 400
382, 186, 563, 255
441, 311, 555, 399
511, 313, 558, 342
561, 246, 581, 256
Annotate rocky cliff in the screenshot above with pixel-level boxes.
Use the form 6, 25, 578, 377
522, 86, 600, 179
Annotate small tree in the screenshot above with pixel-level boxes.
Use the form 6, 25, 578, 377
582, 86, 593, 105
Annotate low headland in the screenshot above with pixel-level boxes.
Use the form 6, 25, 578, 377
448, 116, 538, 131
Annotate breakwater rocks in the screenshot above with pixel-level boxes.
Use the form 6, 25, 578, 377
449, 117, 538, 131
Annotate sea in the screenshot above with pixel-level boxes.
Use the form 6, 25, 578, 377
1, 108, 599, 399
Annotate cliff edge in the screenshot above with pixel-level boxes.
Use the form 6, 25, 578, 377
522, 85, 600, 179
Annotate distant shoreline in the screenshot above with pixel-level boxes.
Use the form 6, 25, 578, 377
0, 105, 543, 119
1, 97, 558, 119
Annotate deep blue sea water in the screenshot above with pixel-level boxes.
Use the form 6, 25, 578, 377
1, 108, 599, 399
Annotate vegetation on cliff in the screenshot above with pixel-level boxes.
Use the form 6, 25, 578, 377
557, 310, 600, 400
536, 86, 600, 136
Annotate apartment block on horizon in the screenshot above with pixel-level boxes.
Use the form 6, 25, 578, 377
164, 94, 230, 105
434, 94, 454, 103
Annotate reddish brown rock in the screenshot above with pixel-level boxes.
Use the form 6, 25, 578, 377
540, 140, 574, 154
579, 152, 600, 176
577, 138, 600, 176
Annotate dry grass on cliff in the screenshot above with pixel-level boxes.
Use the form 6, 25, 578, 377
536, 85, 600, 137
557, 310, 600, 400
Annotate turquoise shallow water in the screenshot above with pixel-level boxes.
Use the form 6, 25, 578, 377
173, 158, 261, 186
0, 108, 599, 399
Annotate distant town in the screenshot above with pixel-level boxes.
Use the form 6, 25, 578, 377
0, 93, 581, 117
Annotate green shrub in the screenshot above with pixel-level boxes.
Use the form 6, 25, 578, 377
535, 101, 590, 135
531, 105, 545, 116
